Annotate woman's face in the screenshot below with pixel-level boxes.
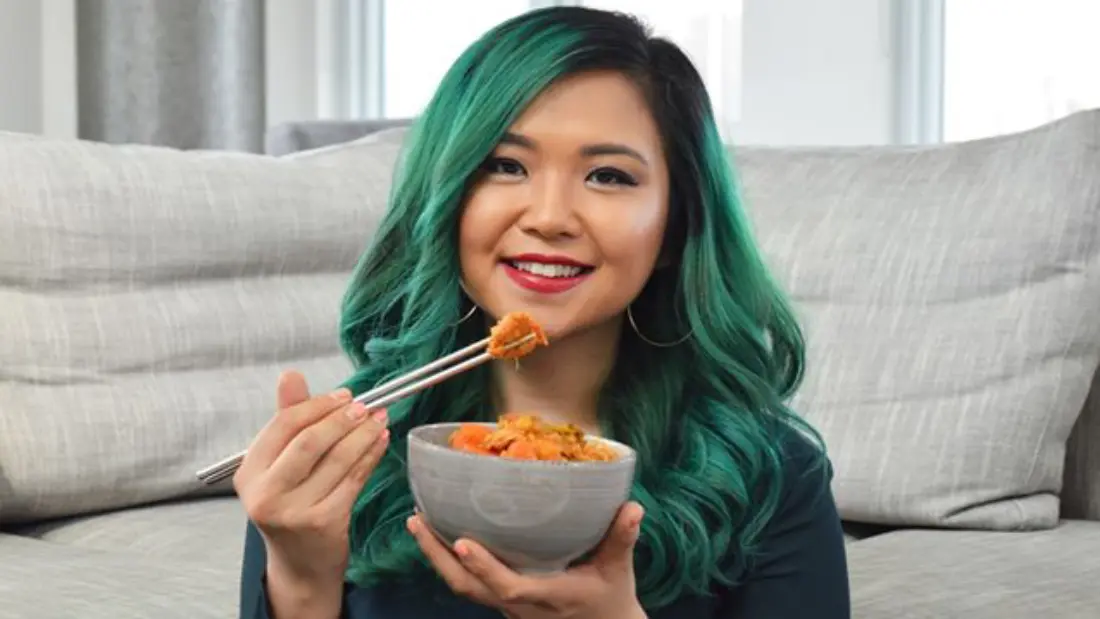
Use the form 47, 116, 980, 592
458, 70, 670, 339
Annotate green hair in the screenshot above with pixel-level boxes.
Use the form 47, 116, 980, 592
338, 7, 825, 611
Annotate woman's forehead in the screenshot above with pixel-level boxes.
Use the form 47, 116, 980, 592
504, 71, 662, 156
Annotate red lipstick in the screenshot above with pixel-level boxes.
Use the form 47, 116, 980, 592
505, 253, 593, 268
500, 254, 594, 294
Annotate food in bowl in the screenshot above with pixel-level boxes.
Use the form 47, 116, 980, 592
487, 311, 548, 359
449, 413, 619, 462
407, 421, 637, 573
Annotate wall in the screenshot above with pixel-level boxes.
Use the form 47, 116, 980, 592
734, 0, 896, 145
0, 0, 899, 147
0, 0, 46, 135
265, 0, 324, 130
39, 0, 77, 139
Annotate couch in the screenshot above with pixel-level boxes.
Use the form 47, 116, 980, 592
2, 111, 1098, 619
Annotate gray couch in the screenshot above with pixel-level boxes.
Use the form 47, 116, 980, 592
2, 111, 1098, 619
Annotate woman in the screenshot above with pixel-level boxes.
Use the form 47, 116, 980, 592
235, 6, 849, 619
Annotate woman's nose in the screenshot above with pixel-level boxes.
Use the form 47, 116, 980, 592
519, 175, 581, 238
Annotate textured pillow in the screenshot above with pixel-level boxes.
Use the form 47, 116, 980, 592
0, 131, 402, 524
735, 110, 1100, 529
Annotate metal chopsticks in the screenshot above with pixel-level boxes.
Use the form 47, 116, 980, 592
194, 333, 533, 486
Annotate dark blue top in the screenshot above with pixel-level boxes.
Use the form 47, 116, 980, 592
238, 431, 850, 618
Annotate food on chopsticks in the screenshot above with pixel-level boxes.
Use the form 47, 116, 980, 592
449, 413, 619, 462
488, 311, 548, 359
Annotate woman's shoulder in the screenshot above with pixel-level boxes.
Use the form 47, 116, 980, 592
777, 417, 830, 464
713, 420, 849, 617
770, 419, 834, 509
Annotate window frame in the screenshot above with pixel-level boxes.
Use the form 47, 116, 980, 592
329, 0, 741, 128
891, 0, 945, 145
331, 0, 568, 119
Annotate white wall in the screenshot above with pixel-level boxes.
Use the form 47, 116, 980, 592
39, 0, 77, 139
265, 0, 324, 130
0, 0, 899, 147
0, 0, 46, 135
734, 0, 896, 145
0, 0, 77, 139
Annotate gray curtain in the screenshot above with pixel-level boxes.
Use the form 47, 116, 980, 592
76, 0, 265, 152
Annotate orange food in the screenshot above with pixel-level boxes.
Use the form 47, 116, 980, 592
448, 423, 494, 455
448, 413, 619, 462
487, 312, 548, 359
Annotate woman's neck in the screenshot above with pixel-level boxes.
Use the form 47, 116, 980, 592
488, 317, 622, 435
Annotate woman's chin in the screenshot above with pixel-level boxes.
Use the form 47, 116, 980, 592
540, 320, 576, 342
522, 311, 572, 341
479, 299, 616, 343
521, 311, 610, 344
482, 307, 569, 341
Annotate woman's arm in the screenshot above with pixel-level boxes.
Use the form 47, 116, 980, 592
716, 434, 851, 619
240, 521, 345, 619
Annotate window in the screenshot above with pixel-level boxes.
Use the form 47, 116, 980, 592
942, 0, 1100, 142
578, 0, 743, 138
341, 0, 743, 136
382, 1, 531, 119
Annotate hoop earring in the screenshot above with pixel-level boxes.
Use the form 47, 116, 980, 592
453, 280, 479, 327
454, 303, 478, 326
627, 304, 692, 347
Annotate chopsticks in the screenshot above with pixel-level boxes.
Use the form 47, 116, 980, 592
194, 333, 534, 486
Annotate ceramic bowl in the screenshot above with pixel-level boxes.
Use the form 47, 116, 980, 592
406, 422, 637, 573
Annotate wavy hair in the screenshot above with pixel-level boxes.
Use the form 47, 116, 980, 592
339, 6, 824, 611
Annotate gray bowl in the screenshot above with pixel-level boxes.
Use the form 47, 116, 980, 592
407, 422, 637, 573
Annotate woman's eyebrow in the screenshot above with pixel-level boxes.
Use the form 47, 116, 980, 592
580, 143, 648, 165
500, 131, 649, 165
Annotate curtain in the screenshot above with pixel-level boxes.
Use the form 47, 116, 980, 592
76, 0, 265, 152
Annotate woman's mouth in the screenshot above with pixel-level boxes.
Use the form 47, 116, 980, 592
500, 255, 595, 294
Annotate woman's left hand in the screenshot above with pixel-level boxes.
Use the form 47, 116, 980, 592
407, 501, 648, 619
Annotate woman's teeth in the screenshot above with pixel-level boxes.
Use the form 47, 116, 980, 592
510, 261, 585, 278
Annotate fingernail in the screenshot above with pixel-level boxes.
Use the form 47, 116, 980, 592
380, 429, 391, 442
346, 402, 367, 422
454, 541, 470, 558
370, 409, 388, 425
330, 388, 352, 402
406, 516, 418, 534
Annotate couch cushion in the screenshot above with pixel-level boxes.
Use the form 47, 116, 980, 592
262, 116, 1100, 527
0, 530, 238, 619
846, 520, 1100, 618
738, 110, 1100, 530
0, 131, 402, 523
16, 496, 245, 567
3, 497, 245, 619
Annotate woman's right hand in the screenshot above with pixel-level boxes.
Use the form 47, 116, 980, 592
234, 370, 390, 615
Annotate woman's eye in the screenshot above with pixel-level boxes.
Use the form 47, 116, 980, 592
481, 157, 526, 177
587, 167, 638, 187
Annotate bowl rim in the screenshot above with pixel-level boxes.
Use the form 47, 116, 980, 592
407, 421, 638, 470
